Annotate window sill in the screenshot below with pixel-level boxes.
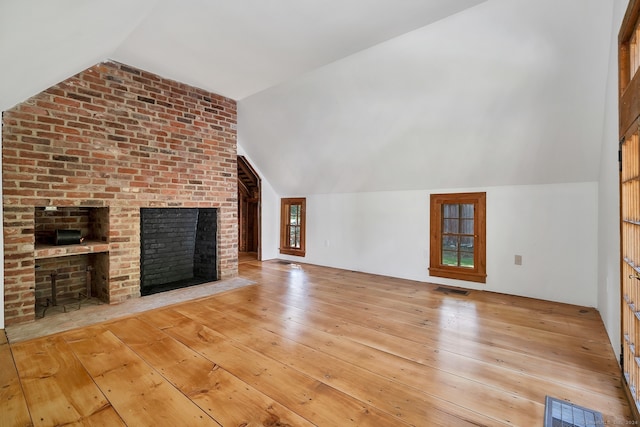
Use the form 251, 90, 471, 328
279, 248, 306, 257
429, 267, 486, 284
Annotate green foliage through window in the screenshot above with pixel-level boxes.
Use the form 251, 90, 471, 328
441, 203, 474, 268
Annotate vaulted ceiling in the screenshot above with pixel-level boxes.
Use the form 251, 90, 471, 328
0, 0, 485, 109
0, 0, 623, 195
238, 0, 621, 194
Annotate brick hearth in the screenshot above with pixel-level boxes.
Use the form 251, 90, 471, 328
2, 61, 238, 325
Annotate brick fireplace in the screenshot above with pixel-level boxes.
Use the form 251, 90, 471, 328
2, 61, 238, 326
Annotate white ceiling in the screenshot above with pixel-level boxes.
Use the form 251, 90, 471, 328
0, 0, 623, 194
239, 0, 621, 194
0, 0, 485, 110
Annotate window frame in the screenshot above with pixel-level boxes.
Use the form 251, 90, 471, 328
429, 192, 486, 283
280, 197, 306, 257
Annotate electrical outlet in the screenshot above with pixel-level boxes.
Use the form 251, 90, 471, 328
514, 254, 522, 265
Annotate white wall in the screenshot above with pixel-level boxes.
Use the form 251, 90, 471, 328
259, 181, 281, 261
276, 182, 599, 307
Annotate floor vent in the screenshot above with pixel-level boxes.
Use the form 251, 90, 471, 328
434, 286, 469, 296
544, 396, 604, 427
276, 260, 301, 269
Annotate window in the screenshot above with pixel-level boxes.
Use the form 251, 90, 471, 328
429, 192, 486, 283
280, 198, 306, 256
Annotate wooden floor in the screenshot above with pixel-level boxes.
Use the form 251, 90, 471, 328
239, 251, 258, 264
1, 260, 634, 426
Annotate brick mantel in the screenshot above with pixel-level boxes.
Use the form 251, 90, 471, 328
2, 61, 238, 325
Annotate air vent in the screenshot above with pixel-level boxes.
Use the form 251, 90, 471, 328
434, 286, 469, 296
276, 261, 301, 269
544, 396, 604, 427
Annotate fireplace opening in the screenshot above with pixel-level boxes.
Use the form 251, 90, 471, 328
140, 208, 218, 296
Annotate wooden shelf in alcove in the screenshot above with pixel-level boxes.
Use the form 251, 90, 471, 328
34, 240, 109, 259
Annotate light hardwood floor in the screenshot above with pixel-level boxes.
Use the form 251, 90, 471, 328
1, 260, 634, 426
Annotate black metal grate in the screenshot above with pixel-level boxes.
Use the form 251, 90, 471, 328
434, 286, 469, 296
544, 396, 604, 427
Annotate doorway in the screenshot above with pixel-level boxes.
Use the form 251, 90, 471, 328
238, 156, 261, 262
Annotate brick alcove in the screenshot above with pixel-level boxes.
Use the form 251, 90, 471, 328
2, 61, 238, 326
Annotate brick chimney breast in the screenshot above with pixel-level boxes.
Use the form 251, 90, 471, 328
2, 61, 238, 326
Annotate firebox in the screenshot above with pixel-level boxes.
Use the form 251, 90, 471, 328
140, 208, 218, 296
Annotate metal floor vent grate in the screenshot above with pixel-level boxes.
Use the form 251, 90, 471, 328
434, 286, 469, 296
544, 396, 604, 427
276, 260, 302, 269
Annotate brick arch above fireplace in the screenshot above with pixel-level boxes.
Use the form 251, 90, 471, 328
1, 61, 238, 326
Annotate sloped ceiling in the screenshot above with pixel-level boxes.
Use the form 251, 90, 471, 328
239, 0, 619, 194
0, 0, 158, 113
113, 0, 487, 101
1, 0, 619, 195
0, 0, 485, 111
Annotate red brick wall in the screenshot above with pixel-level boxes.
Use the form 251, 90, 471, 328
2, 61, 238, 325
34, 256, 89, 306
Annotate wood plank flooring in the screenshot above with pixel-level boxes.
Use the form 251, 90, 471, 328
1, 260, 634, 426
0, 330, 31, 426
